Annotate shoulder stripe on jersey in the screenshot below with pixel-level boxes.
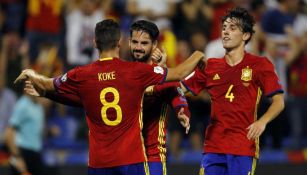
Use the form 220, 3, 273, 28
158, 104, 168, 162
99, 57, 113, 61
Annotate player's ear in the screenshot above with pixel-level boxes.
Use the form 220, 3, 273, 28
153, 40, 158, 49
128, 37, 131, 47
117, 38, 122, 48
243, 32, 251, 42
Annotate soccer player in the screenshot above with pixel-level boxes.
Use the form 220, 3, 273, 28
176, 7, 284, 175
22, 20, 191, 175
129, 20, 190, 175
14, 19, 204, 175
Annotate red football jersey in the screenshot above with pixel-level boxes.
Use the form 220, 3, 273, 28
182, 52, 283, 158
143, 83, 189, 162
53, 57, 167, 168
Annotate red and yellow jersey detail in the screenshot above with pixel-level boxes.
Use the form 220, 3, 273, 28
158, 104, 168, 162
54, 57, 167, 167
183, 52, 283, 157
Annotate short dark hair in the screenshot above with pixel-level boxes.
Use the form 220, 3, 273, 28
95, 19, 121, 52
129, 20, 159, 42
222, 7, 255, 44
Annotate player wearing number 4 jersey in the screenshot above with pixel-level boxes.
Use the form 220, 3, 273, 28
178, 7, 284, 175
14, 19, 204, 175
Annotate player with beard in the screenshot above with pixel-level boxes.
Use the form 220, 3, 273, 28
128, 20, 191, 175
15, 19, 199, 175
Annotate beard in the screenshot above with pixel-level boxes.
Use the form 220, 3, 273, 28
130, 49, 151, 63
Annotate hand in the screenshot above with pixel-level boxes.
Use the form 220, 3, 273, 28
246, 120, 267, 140
9, 156, 29, 174
14, 69, 36, 84
151, 46, 167, 67
177, 107, 190, 134
24, 80, 45, 97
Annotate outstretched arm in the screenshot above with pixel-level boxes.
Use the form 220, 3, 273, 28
14, 69, 55, 94
24, 80, 83, 107
246, 93, 284, 140
166, 51, 205, 81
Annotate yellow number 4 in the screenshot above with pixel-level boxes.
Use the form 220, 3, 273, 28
100, 87, 122, 126
225, 84, 234, 102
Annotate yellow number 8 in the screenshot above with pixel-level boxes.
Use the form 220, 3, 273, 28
100, 87, 122, 126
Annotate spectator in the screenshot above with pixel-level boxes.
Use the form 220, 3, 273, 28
66, 0, 104, 67
5, 95, 45, 175
25, 0, 64, 64
0, 75, 17, 165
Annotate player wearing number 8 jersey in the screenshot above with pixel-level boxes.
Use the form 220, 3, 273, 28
14, 19, 204, 175
180, 7, 285, 175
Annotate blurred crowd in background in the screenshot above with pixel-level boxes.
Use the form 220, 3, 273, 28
0, 0, 306, 167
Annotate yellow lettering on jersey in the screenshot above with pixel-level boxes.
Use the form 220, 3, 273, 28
213, 73, 220, 80
98, 72, 116, 81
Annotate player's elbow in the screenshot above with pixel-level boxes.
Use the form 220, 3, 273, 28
273, 93, 285, 113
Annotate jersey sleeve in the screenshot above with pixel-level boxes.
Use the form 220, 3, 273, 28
257, 58, 284, 97
53, 67, 80, 96
154, 82, 189, 108
45, 92, 83, 107
154, 82, 191, 119
181, 68, 207, 96
134, 62, 167, 87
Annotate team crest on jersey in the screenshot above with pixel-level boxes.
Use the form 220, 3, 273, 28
61, 73, 67, 82
241, 66, 252, 81
154, 66, 164, 74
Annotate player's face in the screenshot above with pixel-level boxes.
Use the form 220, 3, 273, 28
129, 30, 156, 62
221, 18, 250, 51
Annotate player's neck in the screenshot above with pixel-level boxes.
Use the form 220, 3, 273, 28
99, 48, 119, 59
225, 47, 245, 66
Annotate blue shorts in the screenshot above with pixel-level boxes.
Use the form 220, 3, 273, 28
199, 153, 257, 175
148, 161, 167, 175
88, 162, 149, 175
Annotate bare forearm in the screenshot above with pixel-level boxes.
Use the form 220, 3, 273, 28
31, 73, 55, 92
166, 51, 204, 81
5, 127, 19, 156
259, 93, 284, 124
